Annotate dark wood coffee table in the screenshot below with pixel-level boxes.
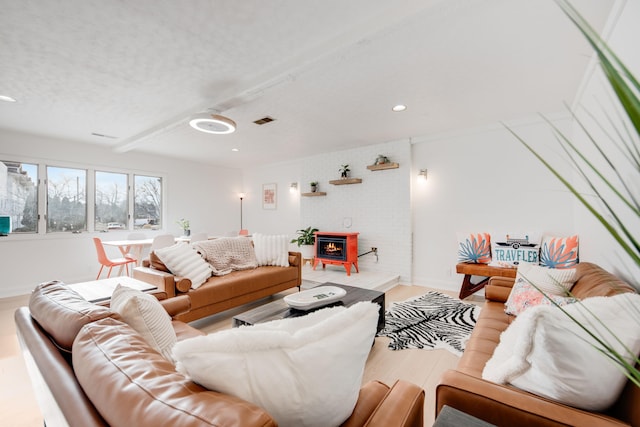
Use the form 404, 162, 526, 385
233, 283, 385, 333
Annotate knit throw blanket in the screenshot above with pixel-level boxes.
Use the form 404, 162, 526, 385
193, 238, 258, 276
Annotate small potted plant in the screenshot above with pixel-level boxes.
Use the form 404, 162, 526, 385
339, 164, 350, 178
310, 181, 319, 192
290, 226, 319, 259
176, 218, 190, 236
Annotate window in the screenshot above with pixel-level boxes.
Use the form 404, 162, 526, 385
134, 175, 162, 229
95, 171, 128, 232
0, 160, 38, 233
46, 166, 87, 233
1, 158, 163, 235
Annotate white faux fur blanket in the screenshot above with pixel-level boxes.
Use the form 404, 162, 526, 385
193, 238, 258, 276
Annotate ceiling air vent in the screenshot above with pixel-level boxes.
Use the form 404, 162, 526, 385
253, 116, 276, 125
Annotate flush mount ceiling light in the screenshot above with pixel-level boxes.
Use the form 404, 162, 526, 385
392, 104, 407, 112
189, 113, 236, 134
0, 95, 17, 103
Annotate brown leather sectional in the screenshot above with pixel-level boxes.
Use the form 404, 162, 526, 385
436, 262, 640, 426
15, 281, 426, 427
133, 251, 303, 322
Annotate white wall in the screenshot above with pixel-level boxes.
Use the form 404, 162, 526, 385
411, 118, 577, 291
240, 160, 301, 235
243, 139, 413, 281
0, 129, 241, 297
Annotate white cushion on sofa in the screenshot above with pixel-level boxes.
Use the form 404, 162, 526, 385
154, 242, 212, 289
483, 293, 640, 411
173, 301, 379, 427
110, 284, 177, 361
252, 233, 289, 267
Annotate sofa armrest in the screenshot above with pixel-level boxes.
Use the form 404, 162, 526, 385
350, 380, 424, 427
289, 251, 302, 286
159, 295, 190, 318
133, 267, 178, 298
485, 276, 516, 302
436, 370, 628, 427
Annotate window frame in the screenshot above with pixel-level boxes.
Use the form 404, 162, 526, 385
0, 155, 165, 239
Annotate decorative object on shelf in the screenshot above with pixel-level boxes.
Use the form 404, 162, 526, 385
290, 226, 319, 260
262, 183, 277, 210
339, 164, 350, 178
329, 178, 362, 185
310, 181, 319, 192
368, 153, 394, 170
176, 218, 190, 236
375, 155, 390, 165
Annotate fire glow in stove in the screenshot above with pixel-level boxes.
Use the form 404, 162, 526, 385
313, 232, 359, 275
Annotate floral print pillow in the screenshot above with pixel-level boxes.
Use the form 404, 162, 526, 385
505, 278, 578, 316
457, 232, 492, 264
539, 235, 579, 268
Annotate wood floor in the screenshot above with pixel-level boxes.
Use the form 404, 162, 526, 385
1, 285, 483, 426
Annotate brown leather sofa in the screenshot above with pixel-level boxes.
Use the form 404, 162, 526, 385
16, 280, 425, 427
133, 251, 302, 322
436, 262, 640, 426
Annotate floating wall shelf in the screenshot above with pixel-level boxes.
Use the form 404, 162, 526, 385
301, 192, 327, 197
329, 178, 362, 185
367, 162, 399, 171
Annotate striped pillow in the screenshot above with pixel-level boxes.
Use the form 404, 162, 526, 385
252, 233, 290, 267
155, 242, 212, 289
111, 284, 177, 361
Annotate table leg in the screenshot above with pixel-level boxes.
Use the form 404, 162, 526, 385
458, 274, 489, 299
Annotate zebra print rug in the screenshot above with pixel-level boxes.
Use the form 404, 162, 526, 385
377, 291, 480, 356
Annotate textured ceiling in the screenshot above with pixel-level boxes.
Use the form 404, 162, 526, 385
0, 0, 616, 167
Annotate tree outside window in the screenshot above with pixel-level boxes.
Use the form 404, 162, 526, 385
46, 166, 87, 233
95, 171, 128, 231
0, 160, 38, 233
134, 175, 162, 229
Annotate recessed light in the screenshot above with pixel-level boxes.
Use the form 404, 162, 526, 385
0, 95, 17, 103
392, 104, 407, 112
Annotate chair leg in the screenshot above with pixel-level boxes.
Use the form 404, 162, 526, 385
107, 266, 113, 278
96, 265, 104, 280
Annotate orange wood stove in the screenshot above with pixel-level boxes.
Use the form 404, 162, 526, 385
313, 231, 359, 276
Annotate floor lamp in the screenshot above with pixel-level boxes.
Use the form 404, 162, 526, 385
239, 193, 248, 235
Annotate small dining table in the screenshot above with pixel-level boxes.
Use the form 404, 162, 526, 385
102, 239, 154, 274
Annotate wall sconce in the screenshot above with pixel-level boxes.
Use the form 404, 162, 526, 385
290, 182, 298, 193
418, 169, 428, 181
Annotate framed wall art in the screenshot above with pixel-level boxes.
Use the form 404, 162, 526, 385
262, 183, 277, 210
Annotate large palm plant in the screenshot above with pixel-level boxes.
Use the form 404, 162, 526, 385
507, 0, 640, 387
508, 0, 639, 274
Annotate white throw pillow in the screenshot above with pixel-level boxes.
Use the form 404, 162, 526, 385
173, 301, 379, 427
252, 233, 290, 267
154, 242, 212, 289
110, 284, 177, 361
483, 293, 640, 411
